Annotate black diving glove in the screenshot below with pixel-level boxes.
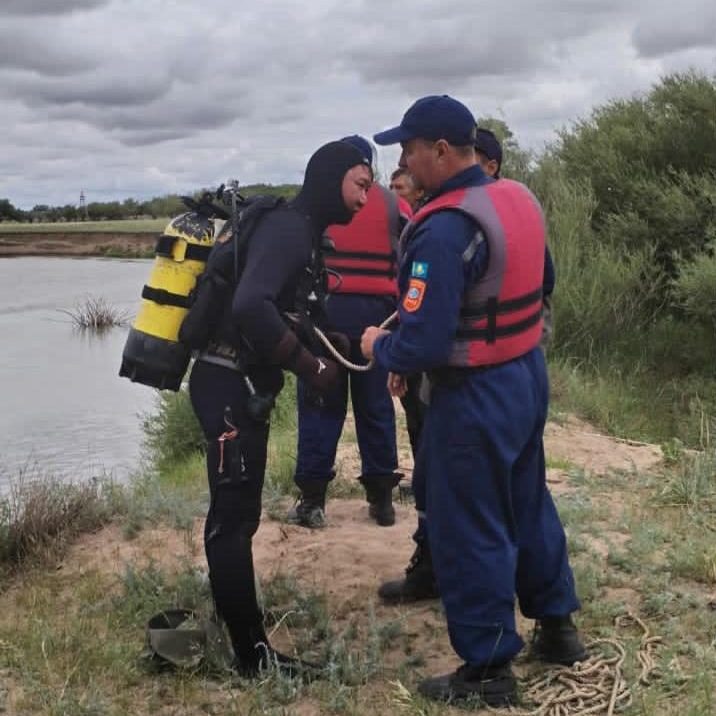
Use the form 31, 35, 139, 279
271, 330, 343, 394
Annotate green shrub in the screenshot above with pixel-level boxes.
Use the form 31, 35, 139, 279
672, 248, 716, 328
141, 371, 299, 503
142, 386, 204, 473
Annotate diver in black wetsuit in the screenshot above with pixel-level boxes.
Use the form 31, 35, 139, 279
188, 141, 372, 676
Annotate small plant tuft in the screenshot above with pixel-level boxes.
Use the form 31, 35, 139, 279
59, 295, 131, 330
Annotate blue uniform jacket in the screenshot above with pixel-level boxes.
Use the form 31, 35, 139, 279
373, 166, 554, 374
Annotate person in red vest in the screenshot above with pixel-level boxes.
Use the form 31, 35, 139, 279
362, 96, 585, 706
288, 135, 410, 529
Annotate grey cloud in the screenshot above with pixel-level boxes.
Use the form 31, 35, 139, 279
10, 74, 173, 108
2, 0, 109, 16
633, 7, 716, 57
117, 129, 194, 147
47, 85, 251, 147
0, 32, 97, 76
350, 39, 540, 85
338, 1, 626, 90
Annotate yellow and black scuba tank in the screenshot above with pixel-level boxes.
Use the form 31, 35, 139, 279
119, 196, 227, 391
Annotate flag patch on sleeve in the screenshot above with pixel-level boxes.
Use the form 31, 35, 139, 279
403, 278, 427, 312
411, 261, 429, 278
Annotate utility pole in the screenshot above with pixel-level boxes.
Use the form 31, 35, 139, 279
79, 190, 88, 220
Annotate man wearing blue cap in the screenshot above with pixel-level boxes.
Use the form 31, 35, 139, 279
289, 135, 407, 528
361, 96, 585, 706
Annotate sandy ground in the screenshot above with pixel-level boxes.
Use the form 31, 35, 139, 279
0, 232, 154, 256
60, 413, 664, 587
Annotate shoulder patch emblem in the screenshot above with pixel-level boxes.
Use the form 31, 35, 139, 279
411, 261, 429, 278
402, 278, 427, 313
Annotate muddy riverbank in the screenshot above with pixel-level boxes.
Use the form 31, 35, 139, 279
0, 232, 155, 257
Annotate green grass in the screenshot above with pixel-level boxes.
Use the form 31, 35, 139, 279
2, 436, 716, 713
0, 219, 168, 233
549, 356, 716, 449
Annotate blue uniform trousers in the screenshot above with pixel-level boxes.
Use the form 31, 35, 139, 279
421, 347, 579, 666
295, 338, 397, 487
294, 295, 398, 488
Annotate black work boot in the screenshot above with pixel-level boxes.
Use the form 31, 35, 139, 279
418, 662, 517, 707
368, 487, 395, 526
287, 481, 327, 529
530, 615, 588, 665
360, 474, 400, 527
378, 541, 439, 603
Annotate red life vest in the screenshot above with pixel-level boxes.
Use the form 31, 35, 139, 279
404, 179, 545, 367
325, 184, 408, 296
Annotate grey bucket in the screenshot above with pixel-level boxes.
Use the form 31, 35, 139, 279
146, 608, 232, 669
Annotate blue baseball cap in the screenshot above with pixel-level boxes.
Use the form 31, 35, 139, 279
374, 95, 477, 146
340, 135, 373, 163
475, 128, 503, 170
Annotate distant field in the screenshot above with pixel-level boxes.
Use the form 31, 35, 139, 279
0, 219, 169, 233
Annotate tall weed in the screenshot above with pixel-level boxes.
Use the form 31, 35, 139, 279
0, 469, 118, 576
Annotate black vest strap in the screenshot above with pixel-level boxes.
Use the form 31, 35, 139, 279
460, 287, 543, 320
329, 266, 396, 277
456, 307, 543, 340
329, 249, 395, 261
486, 297, 498, 344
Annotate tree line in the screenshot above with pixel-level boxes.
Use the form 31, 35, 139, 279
0, 184, 300, 224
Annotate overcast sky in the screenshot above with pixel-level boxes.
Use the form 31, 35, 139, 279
1, 0, 714, 209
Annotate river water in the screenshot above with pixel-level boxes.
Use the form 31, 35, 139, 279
0, 257, 159, 489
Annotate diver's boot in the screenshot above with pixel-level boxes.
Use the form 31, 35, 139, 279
418, 662, 517, 707
287, 481, 327, 529
360, 474, 401, 527
530, 615, 588, 666
231, 624, 322, 680
378, 541, 439, 603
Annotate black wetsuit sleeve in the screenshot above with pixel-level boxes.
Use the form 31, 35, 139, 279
231, 210, 312, 358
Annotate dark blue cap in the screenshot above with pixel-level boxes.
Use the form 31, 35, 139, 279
475, 128, 503, 169
374, 95, 477, 146
340, 135, 373, 163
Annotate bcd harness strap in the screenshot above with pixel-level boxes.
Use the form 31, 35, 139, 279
154, 234, 213, 262
141, 285, 192, 309
290, 228, 328, 355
